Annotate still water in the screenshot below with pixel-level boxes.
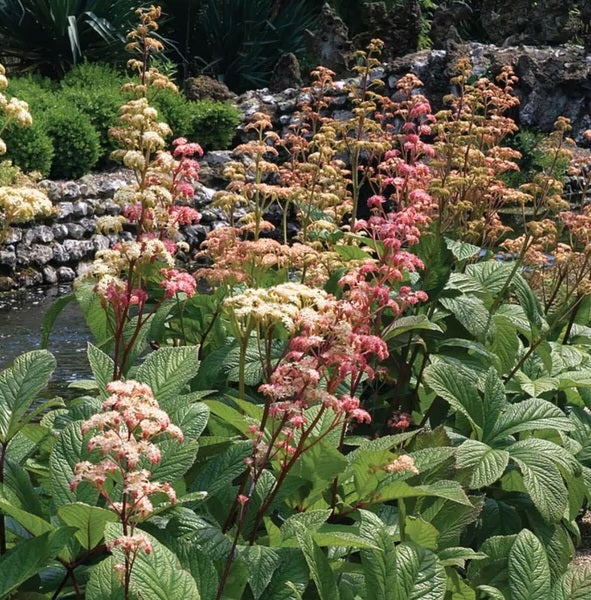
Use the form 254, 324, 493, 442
0, 286, 92, 396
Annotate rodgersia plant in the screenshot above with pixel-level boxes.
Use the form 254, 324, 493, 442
71, 380, 182, 599
78, 6, 202, 376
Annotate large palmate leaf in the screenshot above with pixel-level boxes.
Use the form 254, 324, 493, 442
87, 343, 115, 398
440, 296, 491, 340
86, 556, 125, 600
0, 350, 56, 443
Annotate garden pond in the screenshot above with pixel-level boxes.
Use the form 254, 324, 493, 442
0, 286, 91, 395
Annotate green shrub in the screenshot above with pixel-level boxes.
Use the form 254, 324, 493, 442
1, 119, 54, 177
190, 99, 240, 150
43, 105, 100, 179
6, 75, 57, 113
61, 61, 126, 90
152, 88, 195, 139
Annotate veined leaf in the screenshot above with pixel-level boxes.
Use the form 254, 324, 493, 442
57, 502, 117, 550
423, 361, 483, 437
105, 523, 200, 600
456, 440, 509, 488
235, 545, 281, 600
509, 447, 567, 522
445, 238, 481, 263
40, 291, 75, 349
136, 346, 200, 404
486, 398, 573, 443
0, 350, 56, 442
508, 529, 551, 600
87, 343, 114, 398
382, 315, 442, 342
440, 296, 491, 340
405, 516, 439, 551
295, 525, 340, 600
489, 314, 519, 374
394, 543, 446, 600
86, 556, 125, 600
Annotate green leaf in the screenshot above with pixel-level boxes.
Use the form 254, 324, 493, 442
437, 547, 487, 568
562, 565, 591, 599
259, 548, 309, 600
415, 232, 453, 297
378, 479, 472, 506
334, 245, 373, 261
445, 238, 481, 262
49, 420, 99, 507
87, 343, 114, 398
173, 544, 219, 600
486, 398, 573, 444
421, 496, 483, 549
75, 280, 113, 350
508, 446, 567, 522
394, 543, 447, 600
105, 523, 200, 600
41, 291, 75, 349
440, 296, 491, 340
508, 529, 551, 600
295, 525, 340, 600
0, 350, 56, 442
86, 556, 125, 600
149, 439, 198, 482
57, 502, 117, 550
281, 510, 332, 542
456, 441, 509, 488
423, 360, 483, 437
359, 510, 396, 600
405, 516, 439, 551
0, 528, 73, 597
136, 346, 200, 404
382, 315, 442, 342
489, 314, 519, 374
0, 498, 53, 538
234, 545, 281, 600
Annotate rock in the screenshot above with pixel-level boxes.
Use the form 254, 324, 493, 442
51, 223, 69, 241
57, 202, 74, 220
4, 228, 22, 244
26, 244, 53, 265
199, 151, 233, 187
353, 1, 421, 61
184, 75, 236, 102
305, 3, 355, 78
38, 180, 62, 202
63, 240, 95, 261
42, 265, 58, 284
193, 182, 216, 208
269, 53, 303, 93
24, 225, 54, 244
180, 224, 209, 247
0, 249, 16, 269
0, 276, 15, 291
430, 2, 472, 49
66, 223, 85, 240
52, 243, 70, 263
92, 234, 110, 251
57, 266, 76, 282
14, 269, 43, 287
481, 0, 582, 46
72, 200, 91, 218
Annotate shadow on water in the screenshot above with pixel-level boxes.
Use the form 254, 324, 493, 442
0, 286, 93, 398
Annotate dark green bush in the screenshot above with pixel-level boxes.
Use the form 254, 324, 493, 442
43, 105, 100, 179
189, 99, 240, 150
152, 89, 196, 140
59, 65, 126, 166
1, 119, 54, 177
6, 75, 57, 113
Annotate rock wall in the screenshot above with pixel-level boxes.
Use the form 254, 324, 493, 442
236, 42, 591, 145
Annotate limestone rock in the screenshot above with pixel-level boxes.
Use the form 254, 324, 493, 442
184, 75, 236, 102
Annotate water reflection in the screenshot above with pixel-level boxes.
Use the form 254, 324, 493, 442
0, 286, 92, 397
